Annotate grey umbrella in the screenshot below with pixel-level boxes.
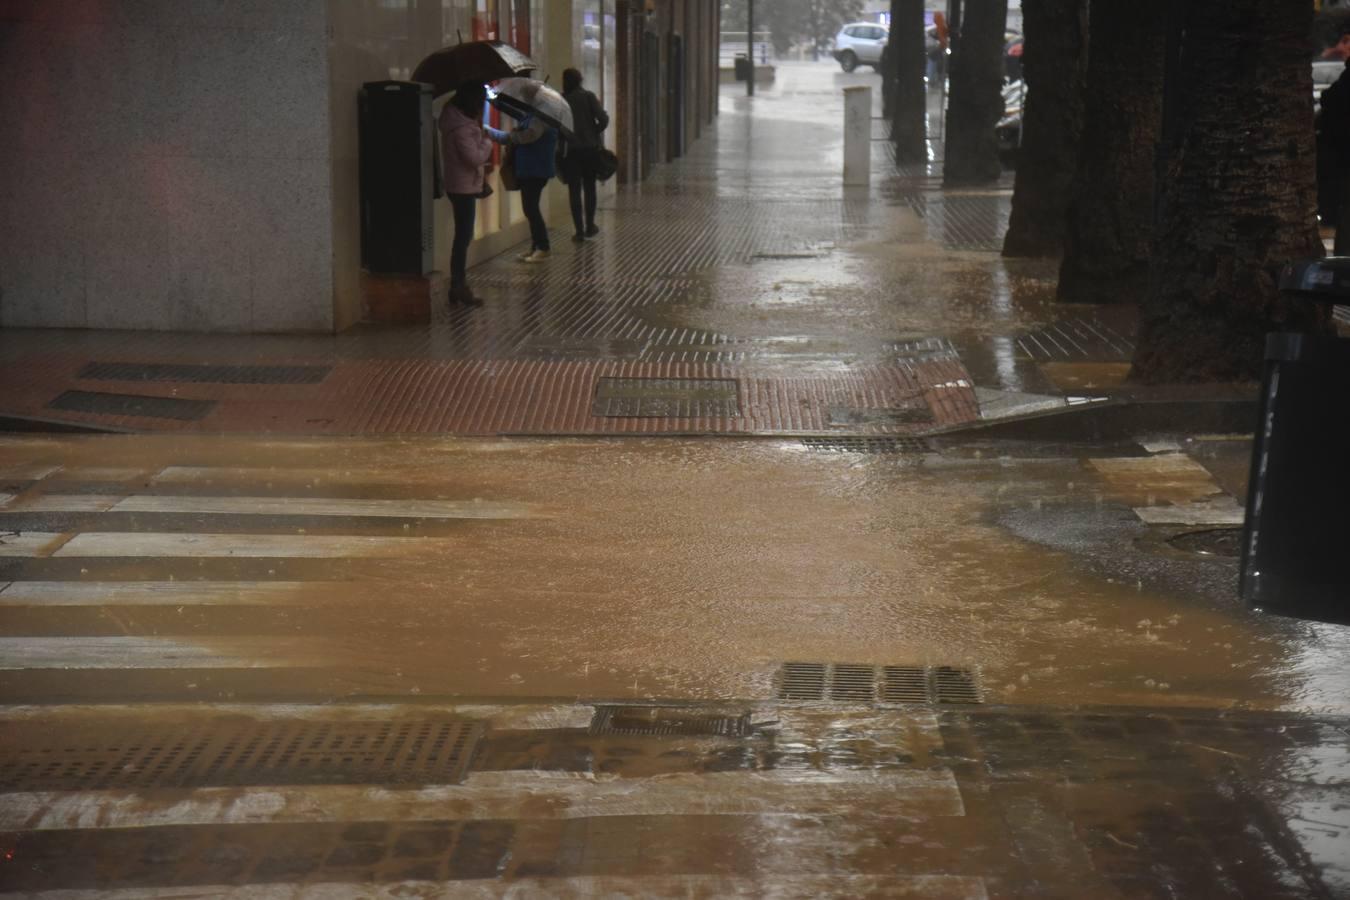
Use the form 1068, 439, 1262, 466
489, 77, 575, 140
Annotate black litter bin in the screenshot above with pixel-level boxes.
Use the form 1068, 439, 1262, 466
734, 54, 752, 82
1239, 258, 1350, 625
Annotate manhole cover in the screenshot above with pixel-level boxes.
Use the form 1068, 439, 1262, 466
0, 718, 483, 790
775, 663, 983, 706
78, 362, 331, 385
1167, 527, 1243, 558
590, 706, 751, 738
47, 390, 216, 422
592, 377, 740, 418
801, 437, 932, 454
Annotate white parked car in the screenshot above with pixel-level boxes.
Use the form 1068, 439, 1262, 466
833, 22, 888, 72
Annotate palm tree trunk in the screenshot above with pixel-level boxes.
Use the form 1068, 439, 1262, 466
944, 0, 1008, 185
1131, 0, 1330, 384
890, 0, 928, 162
1056, 0, 1167, 302
1001, 0, 1087, 258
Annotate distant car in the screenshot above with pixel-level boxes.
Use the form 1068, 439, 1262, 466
833, 22, 887, 72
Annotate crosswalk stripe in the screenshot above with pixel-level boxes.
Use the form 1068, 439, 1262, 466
0, 636, 322, 670
0, 463, 62, 481
0, 876, 991, 900
4, 494, 122, 512
0, 768, 964, 830
52, 532, 448, 558
0, 581, 332, 606
109, 495, 535, 519
0, 532, 66, 558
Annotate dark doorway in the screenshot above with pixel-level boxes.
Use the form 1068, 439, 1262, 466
668, 34, 685, 160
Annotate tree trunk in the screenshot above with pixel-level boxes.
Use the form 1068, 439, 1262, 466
890, 0, 928, 162
1056, 0, 1167, 302
944, 0, 1008, 185
1132, 0, 1330, 384
1001, 0, 1087, 258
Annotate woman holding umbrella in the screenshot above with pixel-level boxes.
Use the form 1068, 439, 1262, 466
496, 112, 558, 263
438, 82, 496, 306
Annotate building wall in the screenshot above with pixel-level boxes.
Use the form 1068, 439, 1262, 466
0, 0, 336, 332
0, 0, 717, 335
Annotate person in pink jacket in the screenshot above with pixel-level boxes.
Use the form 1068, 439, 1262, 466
439, 83, 497, 306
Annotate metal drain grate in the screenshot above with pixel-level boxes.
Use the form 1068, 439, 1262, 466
590, 706, 751, 738
801, 437, 932, 454
47, 390, 216, 422
592, 377, 740, 418
0, 718, 484, 790
77, 362, 331, 385
775, 663, 983, 706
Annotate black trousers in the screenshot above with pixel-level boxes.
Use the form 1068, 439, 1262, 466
518, 177, 550, 251
567, 149, 598, 235
448, 193, 477, 287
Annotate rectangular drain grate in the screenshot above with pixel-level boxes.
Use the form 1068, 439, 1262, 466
775, 663, 983, 706
590, 706, 751, 738
47, 390, 216, 422
77, 362, 331, 385
592, 377, 740, 418
0, 718, 484, 790
801, 437, 932, 454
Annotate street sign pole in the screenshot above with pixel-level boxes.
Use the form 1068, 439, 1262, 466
747, 0, 755, 96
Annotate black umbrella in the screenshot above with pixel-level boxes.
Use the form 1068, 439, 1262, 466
411, 41, 536, 97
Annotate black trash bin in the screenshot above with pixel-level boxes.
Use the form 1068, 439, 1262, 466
1239, 258, 1350, 625
734, 54, 752, 82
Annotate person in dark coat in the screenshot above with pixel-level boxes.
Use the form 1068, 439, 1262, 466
560, 68, 610, 241
1319, 61, 1350, 252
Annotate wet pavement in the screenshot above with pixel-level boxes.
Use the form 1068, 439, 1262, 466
1, 63, 1349, 897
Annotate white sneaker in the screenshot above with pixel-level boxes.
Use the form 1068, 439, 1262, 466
517, 250, 537, 262
523, 249, 551, 263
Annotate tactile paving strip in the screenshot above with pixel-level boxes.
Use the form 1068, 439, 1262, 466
78, 362, 331, 385
0, 718, 484, 790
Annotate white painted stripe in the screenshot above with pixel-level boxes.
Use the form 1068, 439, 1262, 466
0, 463, 62, 481
0, 769, 963, 830
0, 532, 65, 558
0, 493, 14, 508
7, 494, 123, 512
53, 467, 149, 482
110, 495, 535, 519
0, 636, 321, 670
0, 581, 333, 606
0, 875, 990, 900
53, 532, 448, 558
154, 466, 413, 485
1134, 498, 1246, 525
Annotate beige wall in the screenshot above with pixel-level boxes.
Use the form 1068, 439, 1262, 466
0, 0, 335, 332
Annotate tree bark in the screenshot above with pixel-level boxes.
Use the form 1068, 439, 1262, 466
1001, 0, 1087, 258
944, 0, 1009, 185
1132, 0, 1330, 384
890, 0, 928, 163
1056, 0, 1167, 302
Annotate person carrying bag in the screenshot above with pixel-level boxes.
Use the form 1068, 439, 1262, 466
560, 68, 611, 241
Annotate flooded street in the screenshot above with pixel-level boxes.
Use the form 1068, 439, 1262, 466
1, 62, 1347, 898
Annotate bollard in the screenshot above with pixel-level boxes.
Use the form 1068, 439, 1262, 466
843, 85, 871, 186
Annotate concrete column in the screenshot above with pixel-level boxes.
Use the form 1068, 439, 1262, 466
843, 85, 872, 186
